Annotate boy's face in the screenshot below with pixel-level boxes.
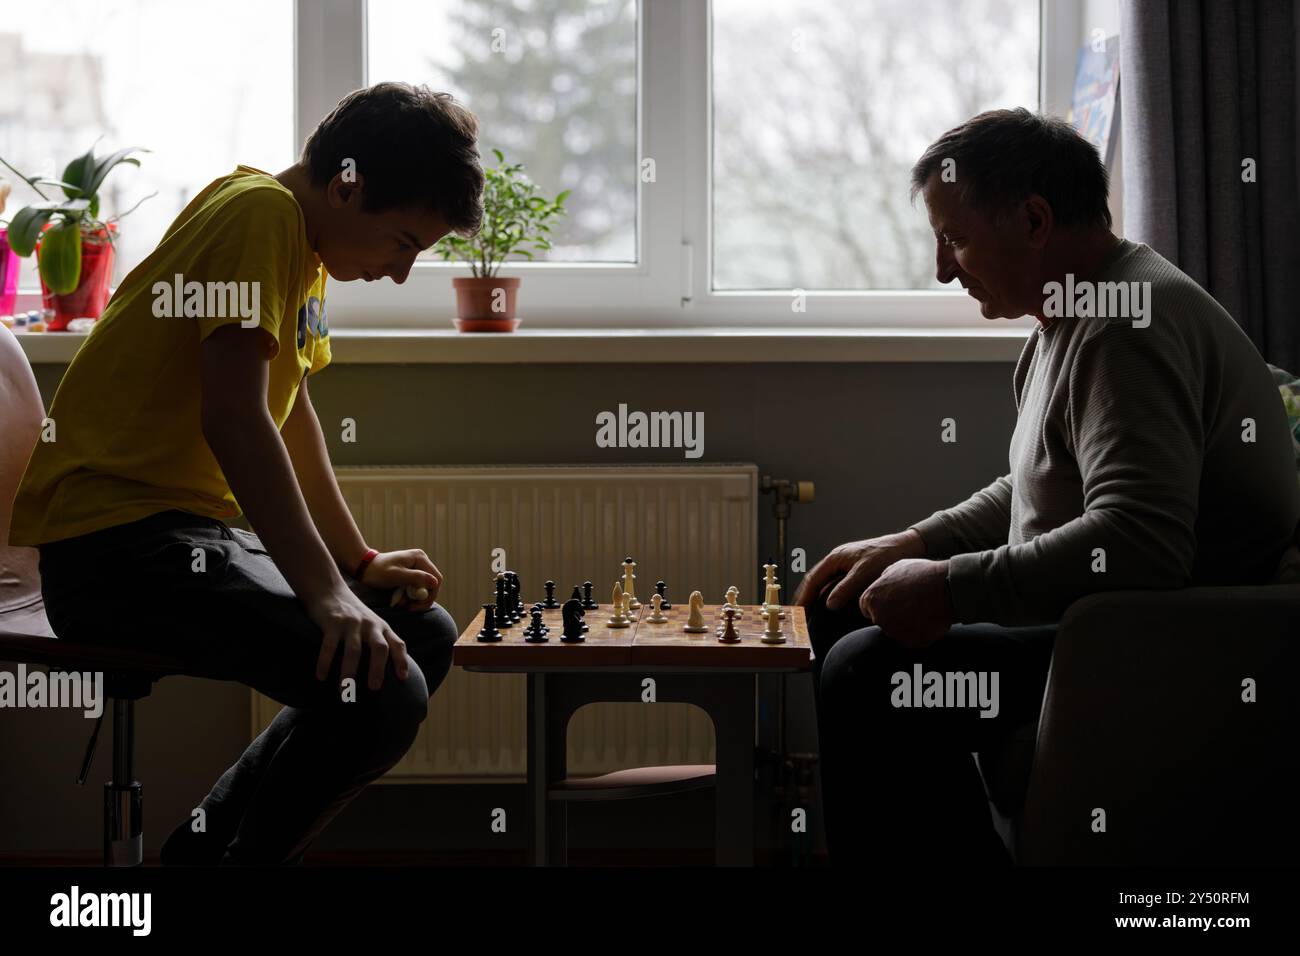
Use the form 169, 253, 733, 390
314, 172, 452, 283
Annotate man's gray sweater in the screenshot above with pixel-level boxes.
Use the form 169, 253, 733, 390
910, 238, 1300, 626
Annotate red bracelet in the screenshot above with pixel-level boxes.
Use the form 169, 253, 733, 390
353, 548, 379, 581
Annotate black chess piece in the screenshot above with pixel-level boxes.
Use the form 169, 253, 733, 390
561, 598, 586, 642
477, 605, 502, 643
717, 607, 740, 644
506, 571, 525, 617
542, 580, 560, 609
530, 602, 549, 631
495, 578, 516, 627
581, 581, 599, 609
655, 580, 671, 610
568, 586, 589, 630
523, 607, 549, 643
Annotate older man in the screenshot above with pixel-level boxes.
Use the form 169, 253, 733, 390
795, 108, 1300, 866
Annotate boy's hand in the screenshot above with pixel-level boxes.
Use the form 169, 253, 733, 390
306, 588, 411, 691
359, 549, 442, 612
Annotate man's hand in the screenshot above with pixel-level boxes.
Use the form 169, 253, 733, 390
793, 529, 926, 610
861, 558, 955, 650
305, 587, 411, 691
359, 549, 442, 612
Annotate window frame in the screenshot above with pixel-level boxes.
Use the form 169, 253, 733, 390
72, 0, 1076, 332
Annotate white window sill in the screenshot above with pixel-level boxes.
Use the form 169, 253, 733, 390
11, 325, 1031, 365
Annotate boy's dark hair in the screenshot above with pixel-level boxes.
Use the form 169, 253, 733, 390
302, 82, 484, 237
910, 107, 1111, 230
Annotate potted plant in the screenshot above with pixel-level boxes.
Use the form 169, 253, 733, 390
436, 148, 568, 332
0, 143, 151, 331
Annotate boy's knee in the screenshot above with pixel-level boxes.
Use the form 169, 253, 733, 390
397, 603, 457, 690
360, 662, 431, 764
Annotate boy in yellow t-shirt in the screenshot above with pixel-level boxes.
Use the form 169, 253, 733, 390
9, 82, 484, 866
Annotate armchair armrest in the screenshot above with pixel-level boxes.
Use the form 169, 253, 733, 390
1017, 584, 1300, 865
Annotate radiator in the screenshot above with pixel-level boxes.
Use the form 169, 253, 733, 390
251, 464, 759, 781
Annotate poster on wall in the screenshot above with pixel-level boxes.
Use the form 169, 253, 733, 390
1068, 33, 1120, 165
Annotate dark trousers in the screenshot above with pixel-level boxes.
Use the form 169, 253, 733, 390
806, 599, 1055, 867
38, 509, 457, 865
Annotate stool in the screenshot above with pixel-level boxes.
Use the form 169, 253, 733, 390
0, 611, 196, 866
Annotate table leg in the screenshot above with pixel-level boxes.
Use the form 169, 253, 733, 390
545, 675, 569, 866
710, 675, 757, 866
527, 673, 548, 866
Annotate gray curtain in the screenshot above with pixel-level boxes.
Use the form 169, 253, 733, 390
1120, 0, 1300, 371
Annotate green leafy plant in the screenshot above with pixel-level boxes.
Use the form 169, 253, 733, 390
436, 148, 569, 278
0, 142, 152, 294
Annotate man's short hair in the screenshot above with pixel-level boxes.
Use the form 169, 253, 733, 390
302, 81, 484, 237
910, 107, 1112, 230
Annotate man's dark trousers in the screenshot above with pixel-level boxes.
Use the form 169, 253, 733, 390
807, 599, 1056, 867
38, 509, 457, 865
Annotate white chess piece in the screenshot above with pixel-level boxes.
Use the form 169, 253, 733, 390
646, 592, 668, 624
761, 604, 786, 644
391, 584, 430, 608
721, 585, 743, 617
622, 558, 641, 609
764, 581, 786, 619
683, 590, 708, 633
608, 582, 630, 628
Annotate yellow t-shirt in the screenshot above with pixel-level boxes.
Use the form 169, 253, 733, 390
9, 165, 331, 546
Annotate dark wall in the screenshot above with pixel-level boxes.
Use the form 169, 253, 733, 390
1, 358, 1017, 858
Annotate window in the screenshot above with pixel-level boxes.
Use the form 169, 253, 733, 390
368, 0, 639, 264
0, 0, 294, 284
712, 0, 1040, 292
6, 0, 1066, 327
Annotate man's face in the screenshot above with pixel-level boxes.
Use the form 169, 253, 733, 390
922, 175, 1041, 320
313, 173, 452, 283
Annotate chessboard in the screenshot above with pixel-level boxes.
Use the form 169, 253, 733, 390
453, 602, 810, 671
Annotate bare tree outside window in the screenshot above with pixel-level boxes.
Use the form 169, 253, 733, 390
369, 0, 638, 264
712, 0, 1039, 291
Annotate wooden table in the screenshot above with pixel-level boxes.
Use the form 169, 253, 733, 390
454, 601, 811, 866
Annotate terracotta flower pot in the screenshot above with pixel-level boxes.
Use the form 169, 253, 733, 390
36, 223, 117, 331
452, 276, 521, 332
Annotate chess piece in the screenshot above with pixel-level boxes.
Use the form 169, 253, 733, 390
717, 607, 741, 644
542, 580, 560, 609
607, 582, 631, 628
560, 599, 586, 642
581, 581, 599, 610
721, 585, 742, 617
761, 604, 786, 644
506, 571, 525, 618
683, 590, 709, 633
476, 605, 502, 643
645, 592, 668, 624
495, 577, 516, 627
764, 580, 786, 619
655, 580, 671, 610
621, 557, 641, 609
523, 607, 549, 643
389, 584, 429, 609
570, 585, 583, 604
